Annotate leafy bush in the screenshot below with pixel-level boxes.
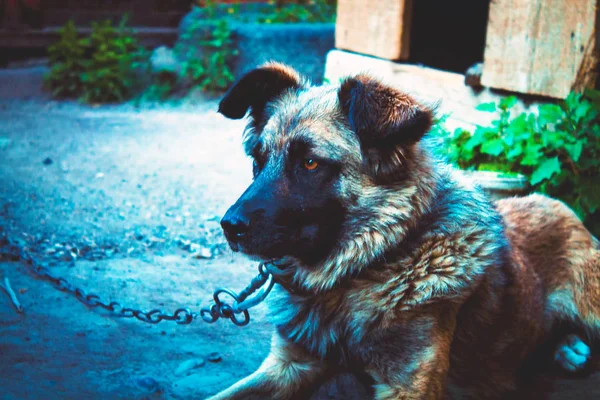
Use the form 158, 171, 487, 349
80, 19, 146, 103
257, 0, 336, 23
437, 91, 600, 236
177, 0, 335, 93
177, 14, 237, 93
45, 18, 147, 103
44, 21, 87, 98
194, 0, 336, 23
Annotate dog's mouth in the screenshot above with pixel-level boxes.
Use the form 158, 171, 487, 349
225, 236, 291, 261
225, 237, 291, 272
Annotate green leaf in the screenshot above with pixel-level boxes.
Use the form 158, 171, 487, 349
464, 127, 492, 150
499, 96, 518, 110
565, 141, 583, 162
579, 178, 600, 213
565, 92, 583, 113
574, 101, 592, 123
543, 131, 566, 150
530, 157, 561, 185
520, 145, 543, 166
506, 143, 523, 160
476, 102, 496, 112
538, 104, 564, 124
480, 139, 505, 156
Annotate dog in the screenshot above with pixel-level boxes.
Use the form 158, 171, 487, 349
208, 62, 600, 399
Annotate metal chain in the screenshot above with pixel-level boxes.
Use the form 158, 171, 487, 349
3, 234, 282, 326
200, 263, 275, 326
17, 247, 196, 324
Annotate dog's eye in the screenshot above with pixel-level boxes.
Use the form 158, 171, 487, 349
303, 159, 319, 171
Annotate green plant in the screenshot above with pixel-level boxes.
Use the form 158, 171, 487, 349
176, 0, 335, 93
177, 17, 237, 93
80, 18, 146, 103
258, 0, 336, 23
44, 20, 86, 98
45, 18, 147, 103
137, 82, 176, 103
437, 91, 600, 236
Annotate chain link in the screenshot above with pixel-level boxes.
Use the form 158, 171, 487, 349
199, 264, 275, 326
2, 234, 281, 326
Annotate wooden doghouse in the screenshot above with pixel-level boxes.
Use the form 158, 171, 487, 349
325, 0, 599, 130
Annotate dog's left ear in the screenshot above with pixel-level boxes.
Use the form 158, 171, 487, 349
338, 75, 434, 182
218, 62, 305, 129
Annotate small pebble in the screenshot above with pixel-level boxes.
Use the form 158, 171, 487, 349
194, 247, 212, 259
137, 377, 159, 392
207, 352, 222, 363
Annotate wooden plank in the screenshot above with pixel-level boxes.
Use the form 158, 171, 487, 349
324, 50, 537, 132
482, 0, 598, 99
335, 0, 412, 60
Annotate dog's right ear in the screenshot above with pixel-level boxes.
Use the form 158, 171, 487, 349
218, 63, 304, 127
338, 74, 434, 183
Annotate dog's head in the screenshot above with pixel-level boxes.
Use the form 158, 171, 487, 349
218, 63, 435, 274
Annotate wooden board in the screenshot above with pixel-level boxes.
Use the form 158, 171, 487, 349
482, 0, 598, 99
324, 50, 537, 133
335, 0, 412, 60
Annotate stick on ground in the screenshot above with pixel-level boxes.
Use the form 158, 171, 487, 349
1, 277, 24, 314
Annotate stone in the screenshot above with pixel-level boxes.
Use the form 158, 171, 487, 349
136, 377, 159, 392
150, 46, 180, 75
232, 22, 335, 84
194, 247, 212, 259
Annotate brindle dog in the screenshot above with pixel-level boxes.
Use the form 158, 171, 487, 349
208, 63, 600, 399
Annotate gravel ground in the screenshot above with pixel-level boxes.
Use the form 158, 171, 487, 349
0, 67, 268, 399
0, 67, 365, 400
0, 67, 599, 400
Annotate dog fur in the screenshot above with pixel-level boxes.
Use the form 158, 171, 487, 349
209, 63, 600, 399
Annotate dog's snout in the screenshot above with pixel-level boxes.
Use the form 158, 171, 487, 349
221, 212, 251, 240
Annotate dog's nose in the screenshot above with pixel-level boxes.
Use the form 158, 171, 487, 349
221, 213, 250, 240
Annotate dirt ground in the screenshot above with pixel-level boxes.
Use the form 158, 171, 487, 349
0, 67, 368, 400
0, 67, 599, 400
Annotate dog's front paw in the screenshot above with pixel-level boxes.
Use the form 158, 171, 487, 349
554, 334, 591, 373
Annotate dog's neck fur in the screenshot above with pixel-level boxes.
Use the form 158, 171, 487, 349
284, 144, 440, 293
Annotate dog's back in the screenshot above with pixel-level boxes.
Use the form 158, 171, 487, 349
497, 194, 600, 335
447, 193, 600, 398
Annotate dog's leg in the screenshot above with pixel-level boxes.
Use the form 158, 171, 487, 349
206, 332, 329, 400
365, 308, 457, 400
